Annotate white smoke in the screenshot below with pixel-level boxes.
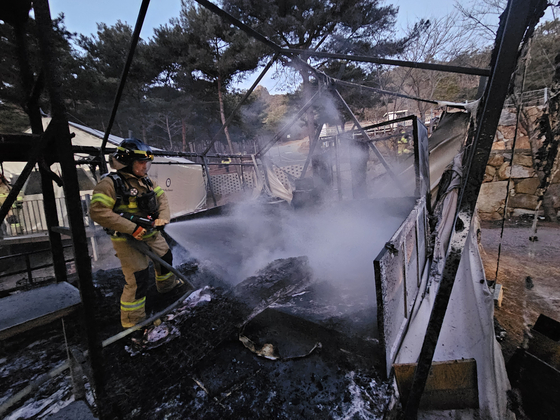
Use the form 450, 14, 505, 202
165, 199, 404, 288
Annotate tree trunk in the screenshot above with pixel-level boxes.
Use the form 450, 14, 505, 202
166, 115, 173, 150
182, 118, 187, 152
297, 67, 317, 173
217, 74, 235, 155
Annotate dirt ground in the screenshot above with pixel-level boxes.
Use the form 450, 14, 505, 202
479, 218, 560, 363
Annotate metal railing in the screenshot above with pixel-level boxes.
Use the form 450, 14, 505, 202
0, 244, 75, 287
1, 195, 92, 238
503, 87, 548, 108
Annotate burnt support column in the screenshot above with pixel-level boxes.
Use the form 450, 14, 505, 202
33, 0, 107, 416
39, 164, 68, 282
12, 19, 67, 282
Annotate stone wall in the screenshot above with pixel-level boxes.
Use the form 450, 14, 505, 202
478, 106, 560, 220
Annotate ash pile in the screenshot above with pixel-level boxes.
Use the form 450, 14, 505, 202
95, 252, 391, 419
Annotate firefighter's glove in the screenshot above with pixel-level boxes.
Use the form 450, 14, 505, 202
154, 219, 169, 227
132, 225, 147, 240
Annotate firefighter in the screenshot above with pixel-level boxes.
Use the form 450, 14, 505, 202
0, 173, 23, 236
0, 174, 9, 237
397, 129, 412, 157
89, 138, 184, 329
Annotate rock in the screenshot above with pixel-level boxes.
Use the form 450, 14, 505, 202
526, 106, 542, 121
516, 135, 531, 150
547, 184, 560, 208
484, 165, 496, 183
488, 154, 505, 167
498, 162, 535, 179
478, 181, 508, 213
499, 111, 517, 126
498, 125, 516, 140
509, 165, 535, 178
515, 178, 540, 195
497, 162, 510, 180
478, 210, 504, 221
495, 130, 504, 142
492, 141, 507, 150
512, 153, 533, 167
509, 193, 539, 210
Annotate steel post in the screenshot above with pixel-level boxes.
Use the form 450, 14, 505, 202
33, 1, 108, 417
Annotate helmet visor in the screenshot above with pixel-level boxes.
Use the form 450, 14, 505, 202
117, 146, 154, 161
134, 149, 154, 161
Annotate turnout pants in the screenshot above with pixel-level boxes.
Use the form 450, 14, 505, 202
111, 232, 177, 328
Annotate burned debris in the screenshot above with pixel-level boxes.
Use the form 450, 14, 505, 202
1, 0, 555, 419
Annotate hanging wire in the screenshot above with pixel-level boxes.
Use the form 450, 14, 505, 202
494, 50, 529, 282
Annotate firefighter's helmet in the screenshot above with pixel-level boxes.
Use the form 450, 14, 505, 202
113, 138, 154, 167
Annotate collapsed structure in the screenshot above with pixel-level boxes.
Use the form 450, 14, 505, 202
1, 0, 558, 419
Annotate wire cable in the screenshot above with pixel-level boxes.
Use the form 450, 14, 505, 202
494, 53, 528, 281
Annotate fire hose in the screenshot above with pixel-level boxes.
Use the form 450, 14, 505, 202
0, 266, 197, 417
0, 222, 198, 416
101, 234, 196, 347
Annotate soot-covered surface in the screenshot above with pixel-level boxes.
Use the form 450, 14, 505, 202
93, 254, 393, 419
2, 258, 393, 420
3, 200, 407, 419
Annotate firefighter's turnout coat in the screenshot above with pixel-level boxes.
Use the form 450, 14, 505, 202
90, 170, 176, 328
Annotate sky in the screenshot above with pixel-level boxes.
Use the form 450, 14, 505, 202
47, 0, 457, 92
49, 0, 456, 40
46, 0, 554, 92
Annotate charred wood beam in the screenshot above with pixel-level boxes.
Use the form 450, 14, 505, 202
334, 128, 343, 200
99, 0, 150, 173
402, 1, 548, 418
202, 54, 279, 156
39, 161, 67, 282
283, 49, 491, 77
33, 1, 108, 417
0, 133, 39, 142
12, 12, 67, 283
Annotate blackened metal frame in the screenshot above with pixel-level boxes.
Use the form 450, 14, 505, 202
0, 0, 107, 413
0, 0, 547, 418
402, 0, 548, 418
